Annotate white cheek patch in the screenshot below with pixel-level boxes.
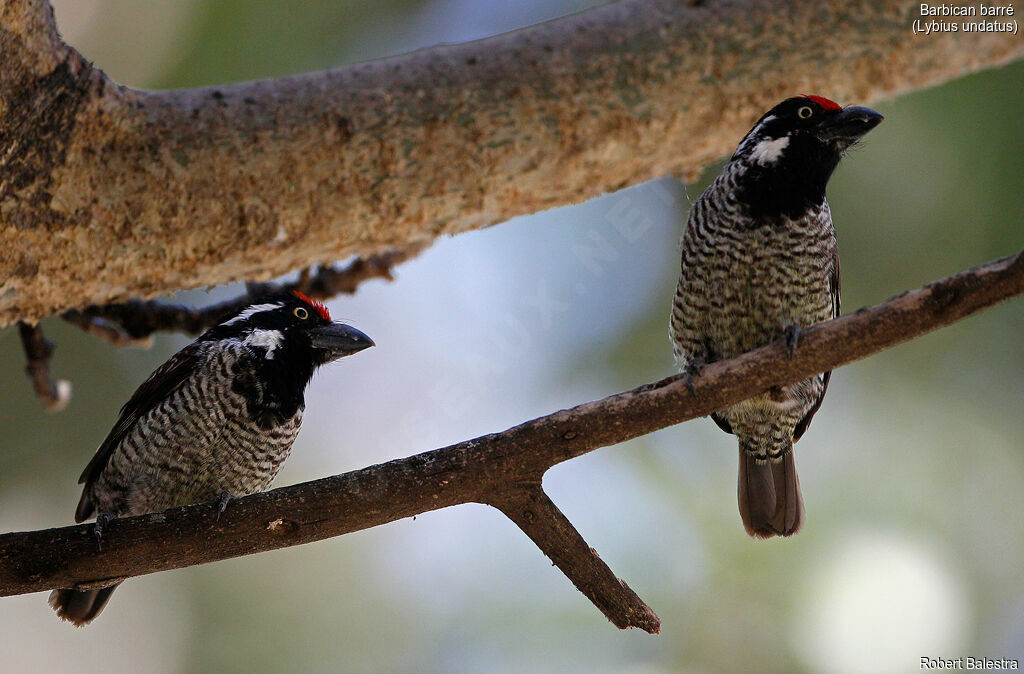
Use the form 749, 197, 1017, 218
222, 303, 282, 326
245, 329, 284, 359
751, 136, 790, 165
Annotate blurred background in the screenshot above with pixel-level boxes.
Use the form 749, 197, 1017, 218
2, 1, 1022, 672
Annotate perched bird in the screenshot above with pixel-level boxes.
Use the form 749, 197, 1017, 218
50, 291, 374, 625
670, 95, 882, 537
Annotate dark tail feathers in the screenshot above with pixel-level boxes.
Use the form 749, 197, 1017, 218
737, 443, 803, 538
49, 583, 121, 627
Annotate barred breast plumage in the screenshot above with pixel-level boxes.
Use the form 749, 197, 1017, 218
87, 340, 304, 517
50, 291, 374, 626
669, 95, 882, 538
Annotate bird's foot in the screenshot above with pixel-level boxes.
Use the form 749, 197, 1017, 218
784, 324, 802, 357
684, 360, 705, 398
214, 492, 234, 521
94, 513, 110, 552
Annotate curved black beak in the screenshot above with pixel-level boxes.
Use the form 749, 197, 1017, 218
308, 323, 374, 359
818, 106, 884, 145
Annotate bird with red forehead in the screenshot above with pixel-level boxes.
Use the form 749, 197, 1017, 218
671, 95, 883, 537
50, 291, 373, 625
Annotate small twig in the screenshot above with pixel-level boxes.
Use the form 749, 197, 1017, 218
61, 245, 425, 341
17, 322, 71, 411
295, 266, 314, 293
302, 247, 420, 296
60, 313, 154, 349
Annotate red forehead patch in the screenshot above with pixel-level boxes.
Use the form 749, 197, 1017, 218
802, 95, 842, 111
292, 291, 330, 321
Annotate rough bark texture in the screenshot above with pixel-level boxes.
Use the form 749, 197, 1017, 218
2, 250, 1020, 631
2, 0, 1022, 325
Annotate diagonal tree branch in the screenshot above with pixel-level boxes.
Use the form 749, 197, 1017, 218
1, 250, 1020, 630
492, 485, 662, 633
2, 0, 1022, 325
60, 245, 424, 341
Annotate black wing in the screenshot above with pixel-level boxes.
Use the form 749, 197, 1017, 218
75, 344, 203, 519
711, 412, 733, 434
794, 251, 840, 442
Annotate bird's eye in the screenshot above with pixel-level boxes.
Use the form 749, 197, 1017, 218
294, 307, 309, 320
797, 106, 814, 119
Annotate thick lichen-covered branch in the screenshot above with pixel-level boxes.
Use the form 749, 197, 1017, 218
1, 251, 1019, 631
2, 0, 1022, 325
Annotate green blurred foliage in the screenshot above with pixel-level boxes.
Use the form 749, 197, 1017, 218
158, 0, 433, 86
